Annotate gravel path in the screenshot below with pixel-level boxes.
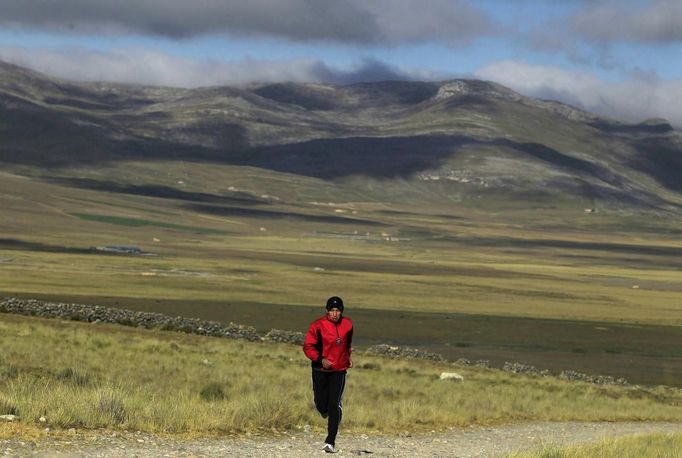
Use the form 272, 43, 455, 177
2, 422, 681, 457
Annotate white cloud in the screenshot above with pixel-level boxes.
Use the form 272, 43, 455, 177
0, 46, 435, 87
476, 60, 682, 127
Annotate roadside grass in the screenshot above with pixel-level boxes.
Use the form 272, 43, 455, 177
504, 432, 682, 458
0, 315, 680, 438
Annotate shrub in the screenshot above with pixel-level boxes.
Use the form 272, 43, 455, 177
200, 383, 226, 402
58, 367, 91, 386
97, 390, 126, 424
0, 364, 19, 379
0, 397, 19, 416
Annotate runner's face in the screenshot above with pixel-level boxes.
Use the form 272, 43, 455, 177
327, 308, 342, 322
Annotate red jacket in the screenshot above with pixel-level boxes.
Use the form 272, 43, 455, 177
303, 315, 353, 371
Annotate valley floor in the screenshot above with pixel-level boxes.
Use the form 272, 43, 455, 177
2, 421, 681, 457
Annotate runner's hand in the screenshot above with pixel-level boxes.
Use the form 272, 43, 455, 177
322, 358, 332, 369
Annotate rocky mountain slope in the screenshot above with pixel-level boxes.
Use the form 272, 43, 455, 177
1, 59, 680, 213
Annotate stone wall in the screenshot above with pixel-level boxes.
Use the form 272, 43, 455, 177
0, 297, 261, 342
0, 297, 641, 388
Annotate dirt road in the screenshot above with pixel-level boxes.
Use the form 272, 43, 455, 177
2, 421, 681, 457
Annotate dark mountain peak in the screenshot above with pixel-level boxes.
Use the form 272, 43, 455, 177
640, 118, 673, 130
0, 59, 19, 72
252, 80, 440, 110
0, 59, 50, 84
342, 80, 440, 105
251, 82, 339, 110
0, 59, 40, 75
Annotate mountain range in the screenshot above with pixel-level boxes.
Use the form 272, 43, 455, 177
1, 59, 681, 214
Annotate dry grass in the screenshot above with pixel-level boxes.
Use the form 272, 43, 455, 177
505, 432, 682, 458
1, 315, 680, 437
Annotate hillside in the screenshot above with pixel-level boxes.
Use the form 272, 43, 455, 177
1, 59, 681, 213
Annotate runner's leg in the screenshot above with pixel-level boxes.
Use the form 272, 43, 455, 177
312, 370, 330, 416
324, 371, 346, 446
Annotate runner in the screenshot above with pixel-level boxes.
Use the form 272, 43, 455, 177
303, 296, 354, 453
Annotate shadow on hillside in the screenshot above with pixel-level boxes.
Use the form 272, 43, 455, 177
0, 98, 248, 166
44, 178, 267, 206
0, 238, 116, 255
184, 203, 386, 226
589, 121, 673, 135
494, 139, 626, 187
461, 236, 682, 258
236, 135, 470, 179
629, 138, 682, 192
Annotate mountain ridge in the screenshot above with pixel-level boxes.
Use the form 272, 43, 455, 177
1, 59, 680, 214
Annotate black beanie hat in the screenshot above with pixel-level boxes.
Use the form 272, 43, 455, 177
326, 296, 344, 311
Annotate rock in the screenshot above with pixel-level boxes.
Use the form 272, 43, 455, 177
559, 370, 628, 386
365, 344, 445, 362
439, 372, 464, 382
0, 414, 18, 421
263, 329, 305, 345
503, 362, 549, 377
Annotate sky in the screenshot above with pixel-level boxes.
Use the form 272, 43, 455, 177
1, 0, 682, 125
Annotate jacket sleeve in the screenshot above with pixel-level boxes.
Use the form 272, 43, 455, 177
303, 322, 323, 364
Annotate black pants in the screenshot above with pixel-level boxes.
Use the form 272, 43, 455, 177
312, 369, 347, 446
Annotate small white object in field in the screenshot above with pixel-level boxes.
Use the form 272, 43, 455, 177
439, 372, 464, 382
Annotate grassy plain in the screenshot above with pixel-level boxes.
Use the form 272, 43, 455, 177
0, 163, 681, 385
1, 315, 681, 437
506, 433, 682, 458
